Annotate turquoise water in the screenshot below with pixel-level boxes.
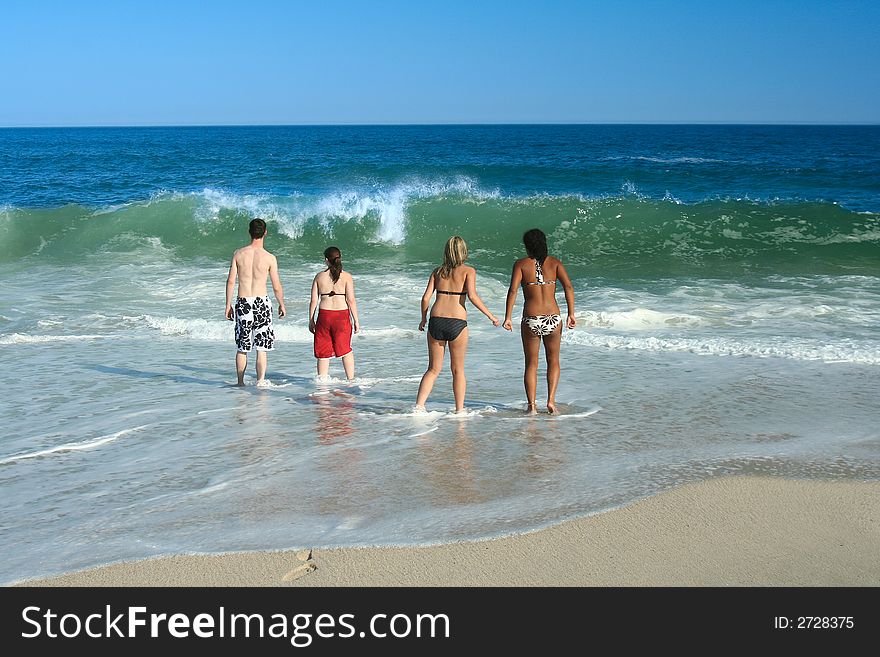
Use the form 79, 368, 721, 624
1, 125, 878, 583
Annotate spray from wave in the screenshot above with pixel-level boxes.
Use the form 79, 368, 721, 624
2, 183, 878, 277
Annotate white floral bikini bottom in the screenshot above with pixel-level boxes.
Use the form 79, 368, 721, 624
522, 314, 561, 336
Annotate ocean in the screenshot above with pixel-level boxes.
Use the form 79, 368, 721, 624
1, 124, 878, 584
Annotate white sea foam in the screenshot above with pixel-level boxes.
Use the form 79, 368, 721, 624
602, 155, 725, 164
552, 408, 602, 419
633, 156, 725, 164
397, 409, 446, 419
138, 315, 313, 342
91, 200, 138, 216
0, 333, 112, 344
293, 177, 500, 244
740, 302, 846, 322
341, 375, 422, 388
196, 407, 237, 415
393, 406, 500, 419
766, 274, 880, 286
407, 426, 439, 438
187, 178, 499, 245
813, 229, 880, 245
0, 426, 147, 465
578, 308, 706, 330
564, 331, 880, 364
357, 326, 417, 340
620, 180, 643, 197
255, 379, 292, 388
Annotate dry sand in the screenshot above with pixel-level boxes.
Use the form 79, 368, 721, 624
16, 476, 880, 587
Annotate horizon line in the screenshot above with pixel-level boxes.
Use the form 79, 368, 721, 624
1, 120, 879, 129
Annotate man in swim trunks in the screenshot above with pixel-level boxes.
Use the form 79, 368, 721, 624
225, 218, 286, 386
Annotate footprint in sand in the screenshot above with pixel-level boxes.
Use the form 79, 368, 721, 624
281, 549, 316, 582
282, 560, 317, 582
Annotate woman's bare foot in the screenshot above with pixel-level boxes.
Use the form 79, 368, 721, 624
526, 403, 538, 415
546, 401, 557, 414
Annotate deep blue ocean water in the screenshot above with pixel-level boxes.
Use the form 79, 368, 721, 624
3, 124, 879, 209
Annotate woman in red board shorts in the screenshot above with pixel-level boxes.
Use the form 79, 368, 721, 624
308, 246, 360, 381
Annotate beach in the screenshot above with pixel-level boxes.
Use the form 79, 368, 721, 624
17, 476, 880, 586
2, 125, 879, 586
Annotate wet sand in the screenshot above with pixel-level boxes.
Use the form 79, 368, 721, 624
16, 476, 880, 587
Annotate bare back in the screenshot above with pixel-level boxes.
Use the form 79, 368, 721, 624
233, 245, 277, 297
315, 270, 352, 310
430, 265, 471, 320
519, 256, 561, 316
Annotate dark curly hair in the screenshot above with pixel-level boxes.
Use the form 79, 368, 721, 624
523, 228, 548, 262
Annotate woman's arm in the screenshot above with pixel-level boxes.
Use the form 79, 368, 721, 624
419, 271, 436, 331
308, 276, 319, 333
466, 268, 500, 325
502, 260, 522, 331
555, 260, 577, 328
345, 272, 360, 333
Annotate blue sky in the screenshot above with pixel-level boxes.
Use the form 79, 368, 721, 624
1, 0, 878, 126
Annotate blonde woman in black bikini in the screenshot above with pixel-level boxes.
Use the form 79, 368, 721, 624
502, 229, 576, 414
415, 236, 500, 413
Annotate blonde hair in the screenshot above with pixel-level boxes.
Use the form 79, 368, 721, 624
439, 235, 468, 279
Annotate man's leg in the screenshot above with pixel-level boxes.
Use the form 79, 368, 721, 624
256, 350, 267, 382
236, 352, 248, 386
317, 358, 330, 377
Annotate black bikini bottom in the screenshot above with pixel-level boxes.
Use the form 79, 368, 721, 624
428, 316, 468, 342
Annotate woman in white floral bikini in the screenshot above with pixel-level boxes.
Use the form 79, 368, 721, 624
502, 229, 576, 414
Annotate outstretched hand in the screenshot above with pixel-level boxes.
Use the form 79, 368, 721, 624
502, 318, 513, 331
567, 314, 577, 329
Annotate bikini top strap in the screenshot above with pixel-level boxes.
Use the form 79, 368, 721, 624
435, 267, 467, 295
535, 257, 545, 283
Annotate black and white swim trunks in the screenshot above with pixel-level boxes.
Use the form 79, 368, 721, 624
234, 296, 275, 352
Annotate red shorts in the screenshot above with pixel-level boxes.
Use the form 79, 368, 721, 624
314, 308, 353, 359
